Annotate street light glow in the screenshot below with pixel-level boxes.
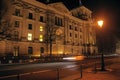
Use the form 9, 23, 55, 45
97, 20, 104, 28
97, 19, 106, 71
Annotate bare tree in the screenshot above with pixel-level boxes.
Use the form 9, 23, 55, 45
0, 0, 13, 40
45, 11, 63, 57
46, 11, 57, 57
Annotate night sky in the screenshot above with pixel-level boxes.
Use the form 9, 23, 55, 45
39, 0, 120, 38
82, 0, 120, 38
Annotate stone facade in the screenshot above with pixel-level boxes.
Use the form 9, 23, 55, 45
116, 41, 120, 54
0, 0, 97, 57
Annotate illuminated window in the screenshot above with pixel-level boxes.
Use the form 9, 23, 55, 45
28, 33, 32, 41
13, 46, 19, 56
40, 26, 43, 31
39, 35, 43, 42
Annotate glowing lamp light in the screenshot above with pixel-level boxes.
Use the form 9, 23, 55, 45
58, 51, 63, 54
97, 20, 104, 28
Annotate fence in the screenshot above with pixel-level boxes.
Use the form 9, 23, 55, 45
0, 65, 83, 80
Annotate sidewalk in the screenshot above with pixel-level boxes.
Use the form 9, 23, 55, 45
61, 58, 120, 80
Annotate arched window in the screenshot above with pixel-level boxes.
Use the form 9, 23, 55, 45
13, 46, 19, 56
40, 47, 44, 54
28, 47, 33, 55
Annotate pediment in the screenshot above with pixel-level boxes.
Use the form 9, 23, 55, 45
48, 2, 71, 15
70, 6, 92, 20
71, 6, 92, 14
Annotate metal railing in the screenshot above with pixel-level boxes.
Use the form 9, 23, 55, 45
0, 65, 83, 80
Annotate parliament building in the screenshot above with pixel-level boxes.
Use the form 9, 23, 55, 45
0, 0, 97, 57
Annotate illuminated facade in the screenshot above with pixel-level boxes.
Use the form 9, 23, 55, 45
0, 0, 97, 57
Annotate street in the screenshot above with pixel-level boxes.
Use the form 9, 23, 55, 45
0, 56, 119, 80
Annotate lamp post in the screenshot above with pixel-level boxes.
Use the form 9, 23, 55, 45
97, 20, 106, 71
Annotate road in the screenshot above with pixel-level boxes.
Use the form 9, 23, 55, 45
0, 56, 119, 80
0, 62, 79, 80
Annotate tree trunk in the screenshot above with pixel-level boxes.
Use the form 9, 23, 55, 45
50, 34, 52, 57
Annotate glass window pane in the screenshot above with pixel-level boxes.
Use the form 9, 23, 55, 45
40, 26, 43, 31
28, 33, 32, 41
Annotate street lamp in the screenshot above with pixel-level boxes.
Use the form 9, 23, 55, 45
97, 20, 106, 71
97, 20, 103, 28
